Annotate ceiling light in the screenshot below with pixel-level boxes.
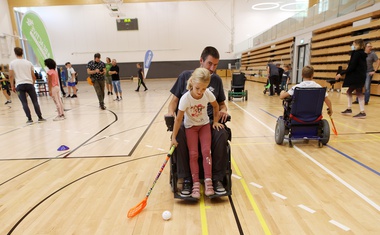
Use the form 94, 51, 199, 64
251, 3, 280, 11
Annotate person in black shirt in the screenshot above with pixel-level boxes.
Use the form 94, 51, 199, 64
109, 59, 122, 101
135, 63, 148, 92
87, 53, 107, 110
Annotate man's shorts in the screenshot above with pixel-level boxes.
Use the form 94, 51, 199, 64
105, 76, 112, 85
68, 81, 76, 87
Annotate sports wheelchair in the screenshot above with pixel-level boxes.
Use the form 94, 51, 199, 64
275, 87, 330, 147
228, 72, 248, 101
165, 115, 232, 200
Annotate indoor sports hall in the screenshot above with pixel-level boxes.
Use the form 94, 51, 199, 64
1, 0, 380, 234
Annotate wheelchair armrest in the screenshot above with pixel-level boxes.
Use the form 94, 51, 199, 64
164, 115, 174, 132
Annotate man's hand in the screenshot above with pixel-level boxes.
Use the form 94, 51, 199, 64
218, 110, 228, 123
327, 108, 333, 116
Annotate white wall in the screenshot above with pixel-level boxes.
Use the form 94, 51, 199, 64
12, 1, 237, 66
0, 0, 16, 65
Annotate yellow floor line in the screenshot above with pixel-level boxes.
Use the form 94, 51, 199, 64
200, 185, 209, 235
232, 156, 272, 235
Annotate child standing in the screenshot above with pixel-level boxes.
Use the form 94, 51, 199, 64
281, 64, 291, 91
65, 62, 77, 98
171, 68, 224, 199
44, 59, 65, 121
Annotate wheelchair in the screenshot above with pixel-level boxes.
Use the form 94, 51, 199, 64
275, 87, 330, 148
165, 115, 232, 200
228, 72, 248, 101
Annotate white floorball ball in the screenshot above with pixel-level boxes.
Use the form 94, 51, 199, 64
162, 210, 172, 220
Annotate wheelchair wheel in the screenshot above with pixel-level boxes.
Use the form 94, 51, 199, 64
275, 118, 285, 145
321, 119, 330, 145
245, 90, 248, 101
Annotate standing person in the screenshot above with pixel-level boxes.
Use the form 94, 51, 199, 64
109, 59, 122, 101
267, 60, 280, 96
135, 63, 148, 92
9, 47, 46, 123
1, 67, 12, 105
60, 67, 67, 87
353, 42, 379, 105
44, 58, 65, 121
105, 57, 113, 96
336, 39, 367, 118
171, 68, 224, 198
276, 63, 284, 91
65, 62, 77, 98
57, 67, 66, 97
166, 46, 230, 197
281, 64, 291, 91
87, 53, 106, 110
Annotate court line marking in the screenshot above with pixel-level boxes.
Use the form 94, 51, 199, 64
272, 192, 287, 200
232, 174, 242, 179
232, 101, 380, 212
298, 204, 316, 214
250, 182, 263, 189
327, 145, 380, 176
232, 157, 272, 235
329, 220, 351, 231
199, 186, 209, 235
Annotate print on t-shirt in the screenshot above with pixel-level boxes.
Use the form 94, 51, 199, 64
190, 104, 206, 118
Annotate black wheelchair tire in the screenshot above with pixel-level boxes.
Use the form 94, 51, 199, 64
275, 118, 285, 145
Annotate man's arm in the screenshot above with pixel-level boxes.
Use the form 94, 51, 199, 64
9, 70, 15, 92
31, 69, 36, 84
324, 97, 333, 116
279, 90, 290, 99
218, 101, 228, 123
167, 95, 179, 117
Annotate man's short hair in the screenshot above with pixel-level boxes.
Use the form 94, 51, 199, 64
200, 46, 219, 61
14, 47, 23, 56
94, 53, 101, 59
302, 65, 314, 79
65, 62, 71, 66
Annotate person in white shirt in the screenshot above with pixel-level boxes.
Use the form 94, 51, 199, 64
280, 65, 333, 116
65, 62, 77, 98
171, 68, 224, 199
9, 47, 46, 123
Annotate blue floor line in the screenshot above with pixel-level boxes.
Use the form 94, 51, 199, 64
259, 108, 380, 177
326, 145, 380, 176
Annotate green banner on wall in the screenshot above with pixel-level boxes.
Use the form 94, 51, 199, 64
21, 11, 54, 68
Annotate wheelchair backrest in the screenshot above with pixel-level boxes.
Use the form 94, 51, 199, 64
290, 87, 326, 123
231, 73, 246, 88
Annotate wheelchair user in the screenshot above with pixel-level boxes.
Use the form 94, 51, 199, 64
171, 68, 224, 199
279, 65, 333, 116
166, 46, 230, 198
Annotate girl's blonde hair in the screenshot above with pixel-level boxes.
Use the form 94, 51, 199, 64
186, 68, 211, 90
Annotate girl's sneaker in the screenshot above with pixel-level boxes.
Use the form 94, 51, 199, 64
204, 178, 215, 196
191, 182, 200, 199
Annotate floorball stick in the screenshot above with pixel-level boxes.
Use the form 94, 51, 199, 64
329, 116, 338, 135
127, 145, 175, 218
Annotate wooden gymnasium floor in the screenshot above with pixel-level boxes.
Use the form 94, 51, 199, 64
0, 77, 379, 235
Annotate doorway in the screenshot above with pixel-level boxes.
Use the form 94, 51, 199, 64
296, 44, 310, 83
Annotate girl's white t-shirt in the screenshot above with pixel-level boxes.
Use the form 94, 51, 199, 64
178, 89, 216, 128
